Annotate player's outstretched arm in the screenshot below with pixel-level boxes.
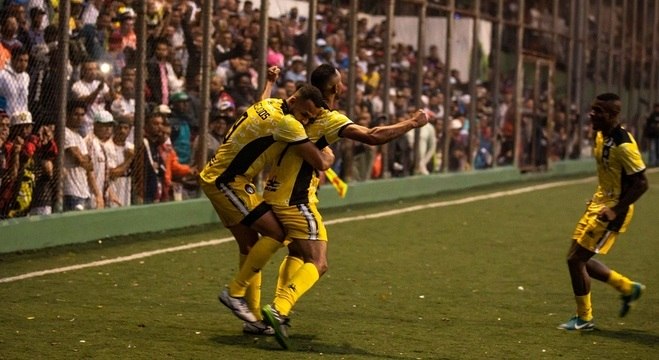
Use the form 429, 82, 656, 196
291, 142, 335, 171
342, 110, 428, 145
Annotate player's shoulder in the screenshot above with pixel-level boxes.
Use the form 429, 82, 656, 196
317, 108, 352, 125
258, 98, 284, 113
611, 126, 634, 146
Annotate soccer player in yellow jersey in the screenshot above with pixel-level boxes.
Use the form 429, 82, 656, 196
558, 93, 648, 331
223, 64, 427, 348
200, 84, 335, 334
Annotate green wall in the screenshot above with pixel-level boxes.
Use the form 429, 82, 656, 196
0, 160, 594, 254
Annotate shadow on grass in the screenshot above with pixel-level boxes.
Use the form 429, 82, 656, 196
584, 328, 659, 347
210, 333, 414, 358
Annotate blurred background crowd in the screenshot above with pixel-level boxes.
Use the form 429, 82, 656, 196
0, 0, 658, 219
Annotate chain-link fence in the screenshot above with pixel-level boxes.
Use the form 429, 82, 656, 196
0, 0, 658, 221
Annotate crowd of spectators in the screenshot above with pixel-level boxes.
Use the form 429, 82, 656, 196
0, 0, 611, 220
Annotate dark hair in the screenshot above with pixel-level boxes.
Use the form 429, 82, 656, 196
595, 93, 622, 115
67, 100, 87, 113
596, 93, 621, 102
10, 46, 29, 60
295, 84, 327, 109
154, 37, 171, 47
310, 64, 338, 94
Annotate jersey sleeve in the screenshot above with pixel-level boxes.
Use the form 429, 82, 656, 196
273, 114, 309, 144
324, 111, 353, 144
618, 141, 646, 175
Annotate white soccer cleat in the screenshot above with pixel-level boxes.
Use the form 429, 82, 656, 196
218, 289, 257, 323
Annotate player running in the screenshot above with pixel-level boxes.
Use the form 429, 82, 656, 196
557, 93, 648, 331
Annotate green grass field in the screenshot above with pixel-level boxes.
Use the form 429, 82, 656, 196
1, 173, 658, 359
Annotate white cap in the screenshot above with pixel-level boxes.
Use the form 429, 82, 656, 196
316, 38, 327, 47
153, 104, 172, 115
10, 110, 32, 126
93, 110, 115, 124
450, 119, 463, 130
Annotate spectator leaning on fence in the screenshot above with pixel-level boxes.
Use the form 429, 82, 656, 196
158, 120, 196, 202
29, 120, 58, 216
141, 111, 167, 204
63, 101, 101, 211
85, 110, 115, 209
0, 110, 37, 218
104, 115, 134, 208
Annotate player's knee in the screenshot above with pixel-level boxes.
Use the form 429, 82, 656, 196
263, 228, 286, 242
315, 260, 328, 276
287, 246, 303, 258
273, 229, 286, 242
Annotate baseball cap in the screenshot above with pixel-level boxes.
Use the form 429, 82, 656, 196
117, 8, 136, 21
290, 55, 304, 63
10, 111, 32, 126
217, 99, 235, 111
169, 92, 190, 103
316, 38, 327, 47
450, 119, 463, 130
153, 104, 172, 115
93, 110, 115, 124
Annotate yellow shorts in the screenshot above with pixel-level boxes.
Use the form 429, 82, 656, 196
200, 176, 269, 227
272, 203, 328, 241
572, 201, 634, 254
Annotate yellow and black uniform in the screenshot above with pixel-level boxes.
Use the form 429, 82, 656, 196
260, 108, 352, 318
199, 99, 310, 227
573, 125, 646, 254
263, 108, 352, 240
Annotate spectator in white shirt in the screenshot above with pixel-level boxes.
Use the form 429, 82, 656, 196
85, 110, 115, 209
63, 100, 103, 211
70, 59, 112, 137
0, 47, 29, 116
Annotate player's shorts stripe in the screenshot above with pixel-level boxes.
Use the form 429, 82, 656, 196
218, 182, 249, 216
241, 202, 271, 226
297, 204, 319, 241
594, 230, 612, 254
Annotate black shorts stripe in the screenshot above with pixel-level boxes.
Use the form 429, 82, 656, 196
241, 201, 272, 227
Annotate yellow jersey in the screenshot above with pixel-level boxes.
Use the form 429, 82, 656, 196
592, 125, 646, 205
199, 99, 310, 184
264, 109, 353, 206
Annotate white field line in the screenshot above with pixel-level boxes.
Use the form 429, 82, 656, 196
0, 176, 598, 284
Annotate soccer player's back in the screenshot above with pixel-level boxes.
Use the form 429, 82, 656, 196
264, 108, 352, 207
199, 98, 303, 186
